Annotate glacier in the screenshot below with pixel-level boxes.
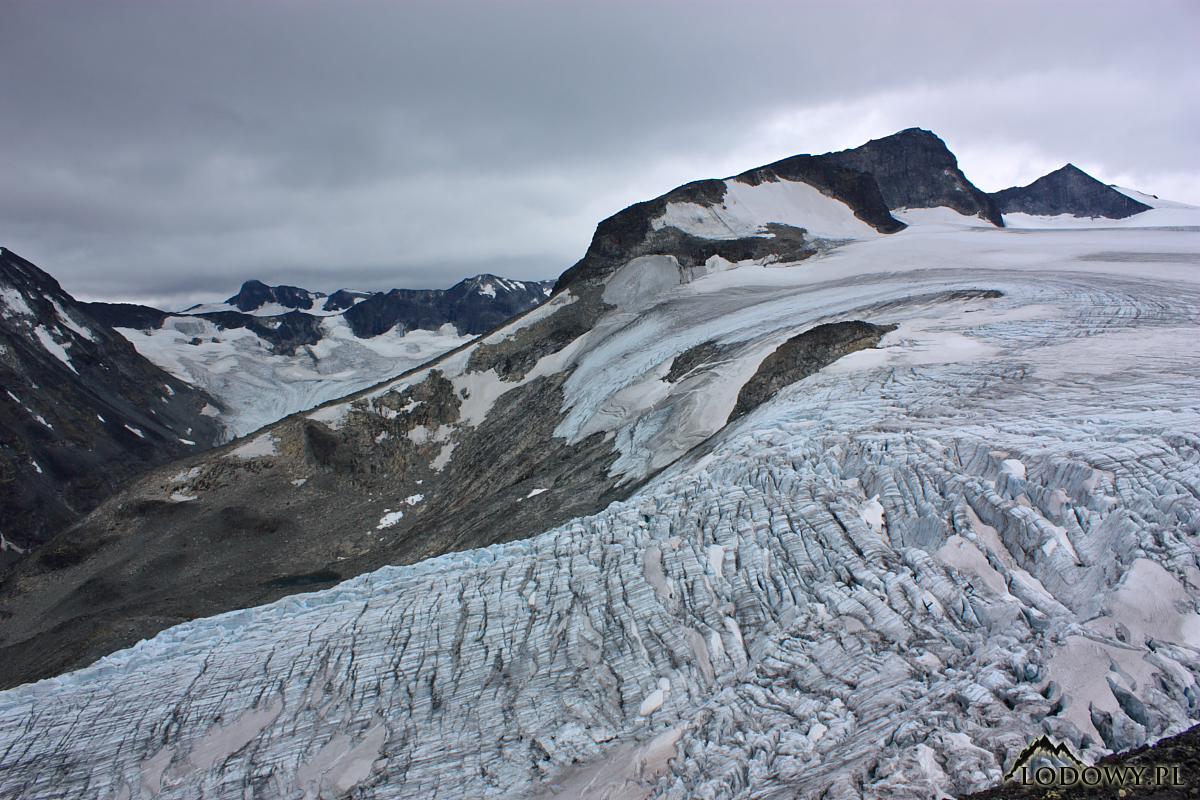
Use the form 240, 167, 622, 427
118, 318, 474, 439
1, 193, 1199, 798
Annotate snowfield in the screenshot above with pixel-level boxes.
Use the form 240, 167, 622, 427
1, 197, 1199, 799
119, 320, 473, 439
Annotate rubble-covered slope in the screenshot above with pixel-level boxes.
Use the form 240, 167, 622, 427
0, 211, 1198, 798
0, 248, 224, 565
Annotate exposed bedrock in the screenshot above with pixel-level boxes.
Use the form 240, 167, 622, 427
989, 163, 1153, 219
727, 320, 896, 423
0, 249, 224, 561
822, 127, 1005, 226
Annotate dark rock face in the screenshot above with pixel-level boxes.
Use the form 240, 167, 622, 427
343, 276, 552, 339
322, 288, 373, 312
728, 321, 897, 423
0, 249, 224, 566
989, 164, 1153, 219
193, 310, 324, 356
226, 280, 319, 312
822, 128, 1004, 226
555, 166, 904, 292
83, 302, 169, 331
666, 340, 733, 383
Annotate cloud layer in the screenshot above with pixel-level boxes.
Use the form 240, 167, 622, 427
2, 0, 1197, 309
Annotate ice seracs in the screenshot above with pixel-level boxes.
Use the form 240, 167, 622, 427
0, 133, 1197, 799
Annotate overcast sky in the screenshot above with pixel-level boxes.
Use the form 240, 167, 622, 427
2, 0, 1197, 310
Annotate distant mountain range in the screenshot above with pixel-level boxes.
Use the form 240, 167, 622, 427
85, 274, 554, 439
0, 257, 551, 564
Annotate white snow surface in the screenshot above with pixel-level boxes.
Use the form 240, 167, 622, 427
32, 325, 77, 374
227, 433, 278, 459
117, 318, 472, 439
1, 202, 1199, 799
653, 177, 881, 241
0, 286, 34, 318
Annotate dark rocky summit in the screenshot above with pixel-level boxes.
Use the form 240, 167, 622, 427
989, 163, 1153, 219
0, 248, 224, 567
823, 127, 1005, 226
343, 275, 552, 338
322, 288, 373, 312
226, 279, 320, 312
555, 164, 904, 291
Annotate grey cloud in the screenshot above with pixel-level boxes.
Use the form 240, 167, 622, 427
1, 0, 1196, 309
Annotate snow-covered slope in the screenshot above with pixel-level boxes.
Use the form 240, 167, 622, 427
118, 317, 474, 439
100, 276, 553, 438
1, 135, 1198, 799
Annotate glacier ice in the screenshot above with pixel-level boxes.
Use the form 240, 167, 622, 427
0, 210, 1198, 798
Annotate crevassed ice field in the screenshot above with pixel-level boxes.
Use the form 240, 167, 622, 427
1, 186, 1198, 799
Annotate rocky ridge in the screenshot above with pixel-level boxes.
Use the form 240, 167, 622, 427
0, 248, 224, 567
822, 128, 1005, 226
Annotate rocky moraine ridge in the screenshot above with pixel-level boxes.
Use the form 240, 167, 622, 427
0, 128, 1196, 800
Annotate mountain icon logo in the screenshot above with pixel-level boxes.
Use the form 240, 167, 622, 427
1004, 735, 1086, 785
1004, 734, 1186, 789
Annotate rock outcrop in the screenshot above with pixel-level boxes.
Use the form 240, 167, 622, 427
824, 127, 1005, 225
989, 163, 1153, 219
226, 279, 318, 312
727, 320, 896, 423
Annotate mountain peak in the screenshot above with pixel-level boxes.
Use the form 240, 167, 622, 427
822, 128, 1005, 226
226, 280, 321, 312
989, 163, 1152, 219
